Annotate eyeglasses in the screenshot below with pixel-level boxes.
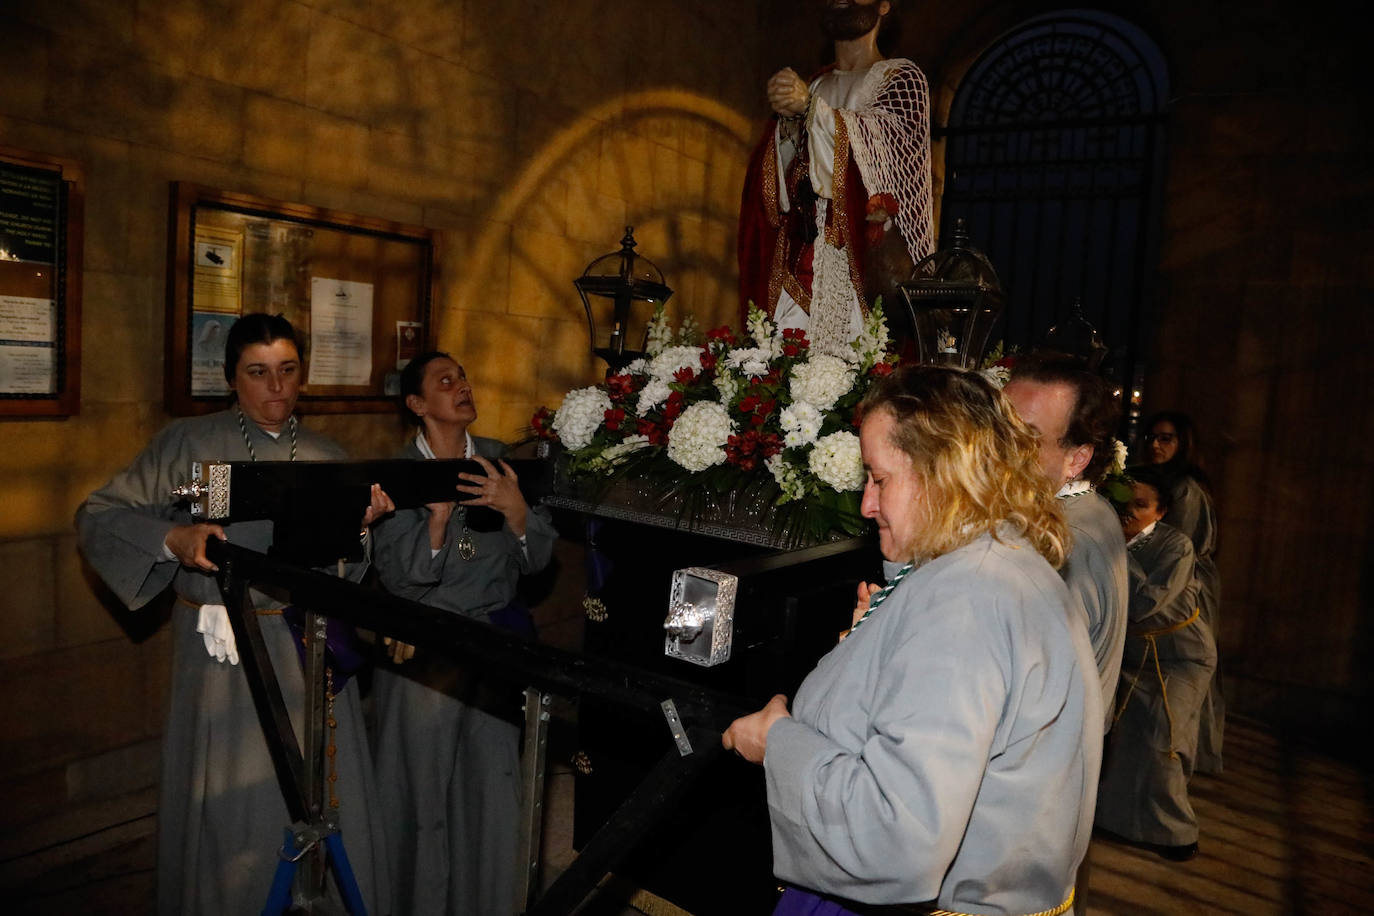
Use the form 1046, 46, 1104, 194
1145, 432, 1176, 444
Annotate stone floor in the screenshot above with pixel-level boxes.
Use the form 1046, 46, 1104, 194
2, 716, 1369, 915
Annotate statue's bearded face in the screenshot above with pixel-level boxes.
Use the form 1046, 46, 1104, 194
821, 0, 885, 41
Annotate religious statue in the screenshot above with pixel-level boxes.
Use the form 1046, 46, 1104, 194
738, 0, 934, 355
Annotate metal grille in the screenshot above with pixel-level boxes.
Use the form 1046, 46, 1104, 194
939, 10, 1169, 394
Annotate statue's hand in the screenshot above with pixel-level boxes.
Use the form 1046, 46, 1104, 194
767, 67, 809, 117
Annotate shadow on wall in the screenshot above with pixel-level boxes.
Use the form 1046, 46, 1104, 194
443, 88, 757, 401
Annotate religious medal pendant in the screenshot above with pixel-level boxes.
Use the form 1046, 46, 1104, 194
457, 530, 476, 561
454, 509, 476, 560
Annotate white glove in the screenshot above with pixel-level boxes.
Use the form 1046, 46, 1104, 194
195, 604, 240, 665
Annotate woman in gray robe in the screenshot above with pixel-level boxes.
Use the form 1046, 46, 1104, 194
74, 314, 392, 915
1094, 466, 1217, 860
725, 367, 1101, 916
369, 351, 556, 916
1146, 410, 1224, 774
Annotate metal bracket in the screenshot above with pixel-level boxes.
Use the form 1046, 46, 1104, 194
660, 699, 693, 756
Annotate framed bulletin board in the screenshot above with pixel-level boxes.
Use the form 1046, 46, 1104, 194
0, 146, 83, 417
165, 182, 437, 416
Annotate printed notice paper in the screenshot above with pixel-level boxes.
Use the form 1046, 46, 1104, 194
308, 277, 373, 386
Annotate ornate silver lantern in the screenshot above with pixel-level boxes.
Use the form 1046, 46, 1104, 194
895, 218, 1004, 368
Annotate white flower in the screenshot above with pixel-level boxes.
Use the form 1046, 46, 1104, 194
808, 431, 865, 492
746, 304, 776, 351
724, 346, 772, 378
552, 386, 611, 450
645, 304, 672, 357
647, 345, 704, 381
666, 402, 734, 472
779, 401, 823, 449
789, 354, 857, 411
766, 453, 810, 503
622, 358, 647, 376
1111, 438, 1128, 476
714, 372, 740, 405
635, 377, 673, 416
589, 435, 652, 473
852, 301, 891, 371
980, 365, 1010, 389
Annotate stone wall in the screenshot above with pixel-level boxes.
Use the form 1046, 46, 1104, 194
0, 0, 771, 870
1, 0, 1368, 882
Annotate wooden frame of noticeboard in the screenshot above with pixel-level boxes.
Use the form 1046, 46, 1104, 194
0, 146, 84, 417
165, 182, 437, 416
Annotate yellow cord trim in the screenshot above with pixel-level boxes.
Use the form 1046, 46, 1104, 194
1113, 606, 1203, 759
927, 888, 1074, 916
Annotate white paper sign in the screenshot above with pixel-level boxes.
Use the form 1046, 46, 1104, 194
308, 277, 374, 386
0, 295, 56, 343
0, 343, 54, 393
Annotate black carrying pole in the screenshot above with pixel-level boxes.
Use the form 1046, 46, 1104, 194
206, 539, 753, 915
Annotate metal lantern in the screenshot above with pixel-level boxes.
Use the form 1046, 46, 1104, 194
895, 218, 1005, 368
574, 226, 673, 372
1041, 298, 1109, 371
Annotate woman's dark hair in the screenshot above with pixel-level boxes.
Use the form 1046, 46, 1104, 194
399, 351, 454, 426
1124, 463, 1173, 514
223, 313, 302, 383
1144, 410, 1211, 488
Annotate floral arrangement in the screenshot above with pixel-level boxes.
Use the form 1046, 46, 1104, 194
531, 303, 897, 544
1100, 438, 1134, 510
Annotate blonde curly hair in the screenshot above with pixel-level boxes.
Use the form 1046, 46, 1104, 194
861, 365, 1069, 568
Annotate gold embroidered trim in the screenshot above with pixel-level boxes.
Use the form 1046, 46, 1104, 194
830, 114, 868, 315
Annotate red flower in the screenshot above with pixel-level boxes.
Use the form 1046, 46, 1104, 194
870, 360, 894, 377
530, 406, 557, 440
605, 373, 637, 401
636, 417, 667, 446
738, 394, 760, 414
725, 430, 783, 470
673, 366, 697, 384
603, 407, 626, 431
706, 325, 738, 346
699, 350, 717, 372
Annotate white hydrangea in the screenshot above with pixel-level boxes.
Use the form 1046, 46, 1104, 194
635, 377, 672, 416
724, 346, 772, 378
666, 402, 734, 472
766, 453, 810, 503
647, 345, 705, 381
779, 401, 824, 448
789, 354, 857, 411
808, 431, 865, 492
552, 386, 611, 450
589, 435, 652, 474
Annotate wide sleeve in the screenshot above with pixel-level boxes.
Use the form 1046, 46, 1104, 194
763, 591, 1008, 902
371, 506, 444, 593
1127, 536, 1197, 627
74, 425, 188, 610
